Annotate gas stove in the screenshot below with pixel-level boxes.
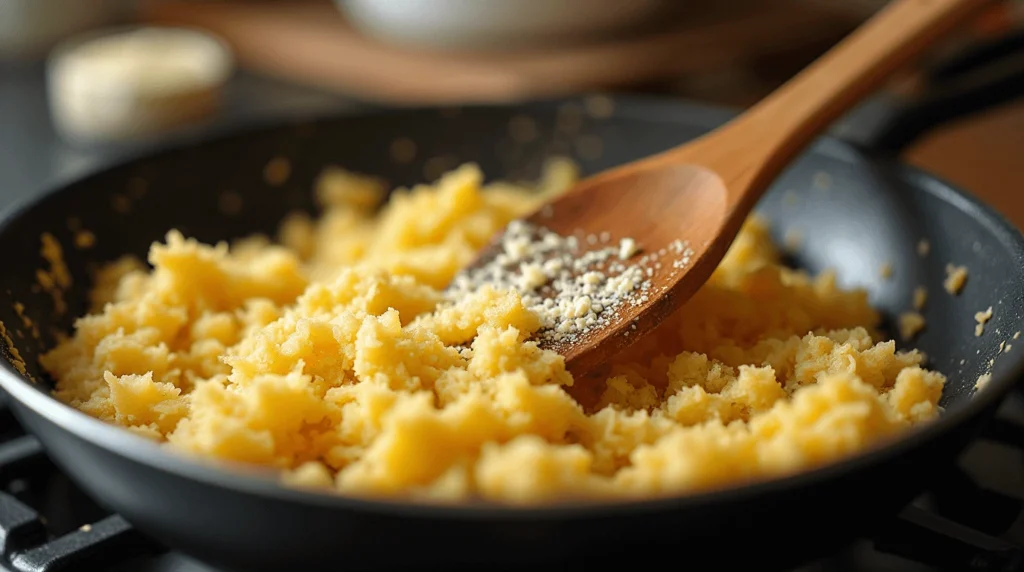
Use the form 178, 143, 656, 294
1, 388, 1023, 572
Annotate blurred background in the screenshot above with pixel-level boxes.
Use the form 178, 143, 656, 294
1, 0, 1022, 224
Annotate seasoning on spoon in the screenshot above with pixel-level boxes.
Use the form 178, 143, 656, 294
448, 220, 692, 348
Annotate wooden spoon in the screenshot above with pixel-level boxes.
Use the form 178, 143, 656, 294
465, 0, 989, 376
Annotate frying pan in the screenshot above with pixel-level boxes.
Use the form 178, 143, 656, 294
1, 38, 1024, 572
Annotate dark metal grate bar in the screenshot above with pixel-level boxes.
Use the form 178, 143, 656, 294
980, 418, 1024, 449
874, 506, 1024, 572
0, 392, 18, 440
0, 395, 164, 572
930, 464, 1024, 536
0, 493, 46, 561
0, 436, 45, 483
8, 515, 159, 572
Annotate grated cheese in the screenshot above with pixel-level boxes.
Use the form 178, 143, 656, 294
913, 287, 927, 310
944, 264, 968, 295
898, 312, 925, 341
974, 306, 993, 337
446, 220, 693, 347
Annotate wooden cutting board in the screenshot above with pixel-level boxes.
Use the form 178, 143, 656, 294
140, 0, 856, 105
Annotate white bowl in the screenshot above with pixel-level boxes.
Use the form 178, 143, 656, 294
46, 26, 234, 145
336, 0, 675, 51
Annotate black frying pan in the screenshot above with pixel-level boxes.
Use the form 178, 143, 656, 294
1, 37, 1024, 572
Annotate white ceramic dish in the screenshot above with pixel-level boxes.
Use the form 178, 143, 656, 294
336, 0, 675, 51
46, 26, 234, 145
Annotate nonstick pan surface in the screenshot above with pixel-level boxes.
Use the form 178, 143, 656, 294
1, 92, 1024, 572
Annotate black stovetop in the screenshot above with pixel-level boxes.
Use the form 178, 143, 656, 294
1, 388, 1022, 572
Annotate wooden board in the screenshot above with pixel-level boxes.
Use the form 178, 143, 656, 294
140, 0, 856, 105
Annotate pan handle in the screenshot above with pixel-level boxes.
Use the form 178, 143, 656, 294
836, 28, 1024, 153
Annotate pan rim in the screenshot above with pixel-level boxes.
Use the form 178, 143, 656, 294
1, 94, 1022, 520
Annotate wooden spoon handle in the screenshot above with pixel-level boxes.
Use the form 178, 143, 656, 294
688, 0, 991, 209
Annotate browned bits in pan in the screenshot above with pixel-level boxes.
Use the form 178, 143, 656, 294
913, 286, 927, 310
111, 194, 132, 214
36, 233, 71, 317
899, 311, 925, 341
264, 157, 292, 187
219, 190, 244, 216
74, 230, 96, 249
0, 320, 30, 378
13, 301, 40, 340
944, 264, 968, 295
389, 138, 417, 164
974, 306, 993, 337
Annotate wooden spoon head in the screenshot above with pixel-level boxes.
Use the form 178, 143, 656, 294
459, 163, 738, 376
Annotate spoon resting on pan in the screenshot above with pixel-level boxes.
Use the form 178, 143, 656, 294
457, 0, 990, 376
